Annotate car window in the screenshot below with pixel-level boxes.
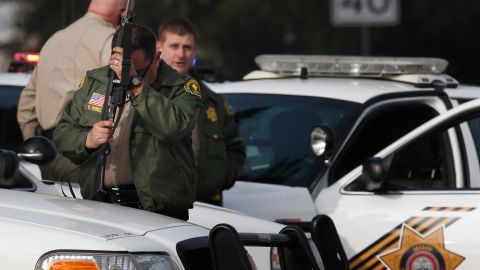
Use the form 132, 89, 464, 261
466, 117, 480, 163
344, 106, 480, 192
345, 128, 456, 191
455, 98, 480, 166
0, 85, 23, 151
223, 93, 361, 188
386, 131, 455, 190
332, 103, 440, 183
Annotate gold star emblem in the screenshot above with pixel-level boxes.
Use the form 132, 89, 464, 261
183, 79, 201, 97
206, 106, 218, 122
379, 225, 464, 270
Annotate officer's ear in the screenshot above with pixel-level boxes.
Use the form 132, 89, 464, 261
154, 51, 161, 67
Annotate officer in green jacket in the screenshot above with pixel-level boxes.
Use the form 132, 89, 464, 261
157, 19, 245, 205
192, 80, 245, 204
53, 24, 201, 220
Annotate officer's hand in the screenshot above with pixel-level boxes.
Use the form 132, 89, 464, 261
85, 120, 114, 150
110, 47, 137, 80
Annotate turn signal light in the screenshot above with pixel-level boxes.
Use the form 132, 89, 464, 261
48, 260, 99, 270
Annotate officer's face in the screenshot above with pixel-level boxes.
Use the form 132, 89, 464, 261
158, 32, 196, 75
132, 49, 159, 85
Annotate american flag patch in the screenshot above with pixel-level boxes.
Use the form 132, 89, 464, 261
88, 92, 105, 107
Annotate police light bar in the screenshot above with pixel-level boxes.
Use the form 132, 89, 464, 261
14, 53, 40, 63
255, 55, 449, 76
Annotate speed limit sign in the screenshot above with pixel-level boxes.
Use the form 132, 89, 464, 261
330, 0, 400, 26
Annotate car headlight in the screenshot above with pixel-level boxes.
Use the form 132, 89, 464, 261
35, 252, 180, 270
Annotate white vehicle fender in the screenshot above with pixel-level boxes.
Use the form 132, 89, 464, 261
223, 181, 317, 222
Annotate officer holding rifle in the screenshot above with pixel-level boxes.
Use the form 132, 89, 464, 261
17, 0, 135, 182
54, 23, 201, 221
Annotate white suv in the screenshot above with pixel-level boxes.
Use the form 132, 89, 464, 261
0, 71, 288, 270
0, 140, 210, 269
209, 55, 480, 268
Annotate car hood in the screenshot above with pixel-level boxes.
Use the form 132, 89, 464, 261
190, 201, 285, 233
0, 189, 189, 240
223, 181, 318, 222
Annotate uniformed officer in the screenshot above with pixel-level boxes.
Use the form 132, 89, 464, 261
157, 19, 246, 206
17, 0, 134, 181
17, 0, 133, 139
53, 24, 201, 221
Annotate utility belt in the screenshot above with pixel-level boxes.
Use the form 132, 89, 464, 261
105, 185, 142, 209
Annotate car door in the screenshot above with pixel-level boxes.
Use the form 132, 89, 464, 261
316, 98, 480, 269
222, 93, 363, 221
445, 86, 480, 187
224, 91, 452, 223
314, 92, 453, 193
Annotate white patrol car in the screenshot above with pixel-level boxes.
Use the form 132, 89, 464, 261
0, 189, 208, 270
207, 55, 480, 269
315, 97, 480, 270
0, 71, 289, 270
0, 140, 211, 270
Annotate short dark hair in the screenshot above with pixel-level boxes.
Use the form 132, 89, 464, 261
113, 23, 157, 60
158, 18, 198, 44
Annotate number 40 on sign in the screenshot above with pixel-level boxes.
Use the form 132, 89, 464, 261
330, 0, 400, 26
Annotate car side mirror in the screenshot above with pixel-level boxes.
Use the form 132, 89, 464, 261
0, 149, 19, 187
310, 125, 335, 158
361, 156, 392, 192
18, 136, 57, 165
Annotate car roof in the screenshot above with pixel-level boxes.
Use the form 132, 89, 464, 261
207, 77, 442, 104
445, 84, 480, 99
5, 70, 478, 104
0, 72, 31, 87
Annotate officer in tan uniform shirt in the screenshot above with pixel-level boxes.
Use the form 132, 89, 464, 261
17, 0, 133, 140
16, 0, 134, 181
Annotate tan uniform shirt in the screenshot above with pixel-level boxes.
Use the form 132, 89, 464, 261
104, 99, 135, 187
17, 12, 115, 139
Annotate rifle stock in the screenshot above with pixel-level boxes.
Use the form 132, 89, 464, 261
89, 0, 133, 201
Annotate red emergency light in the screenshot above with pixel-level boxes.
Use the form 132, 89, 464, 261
14, 53, 40, 63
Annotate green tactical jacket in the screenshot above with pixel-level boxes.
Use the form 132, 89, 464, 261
53, 61, 202, 212
193, 80, 246, 201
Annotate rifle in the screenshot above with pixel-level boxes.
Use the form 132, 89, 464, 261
89, 0, 134, 201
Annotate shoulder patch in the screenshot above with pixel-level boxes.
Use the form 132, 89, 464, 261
75, 77, 85, 91
87, 92, 105, 113
183, 79, 201, 97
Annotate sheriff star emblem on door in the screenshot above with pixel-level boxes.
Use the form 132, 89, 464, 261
379, 224, 464, 270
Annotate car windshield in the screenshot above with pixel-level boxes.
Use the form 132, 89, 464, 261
0, 85, 23, 151
223, 93, 361, 188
